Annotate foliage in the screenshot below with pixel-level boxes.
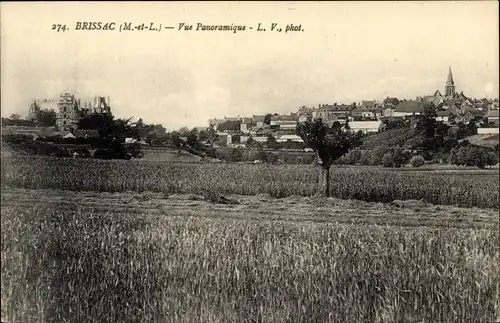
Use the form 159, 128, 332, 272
296, 119, 354, 169
341, 147, 362, 165
361, 128, 415, 151
266, 135, 278, 149
263, 114, 272, 125
231, 148, 244, 162
448, 144, 497, 169
383, 118, 408, 130
1, 117, 37, 127
217, 120, 241, 132
35, 109, 57, 127
410, 155, 425, 168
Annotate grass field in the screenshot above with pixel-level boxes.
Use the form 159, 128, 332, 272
1, 189, 499, 323
1, 156, 499, 208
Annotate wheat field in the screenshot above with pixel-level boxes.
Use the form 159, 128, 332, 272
1, 156, 498, 208
1, 156, 499, 322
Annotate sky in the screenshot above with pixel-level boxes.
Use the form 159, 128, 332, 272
1, 1, 499, 130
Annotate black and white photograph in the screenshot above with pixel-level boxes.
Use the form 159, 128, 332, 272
1, 1, 499, 322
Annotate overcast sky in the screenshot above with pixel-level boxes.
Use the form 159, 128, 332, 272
1, 1, 498, 130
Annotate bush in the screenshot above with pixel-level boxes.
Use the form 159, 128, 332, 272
231, 148, 244, 162
448, 145, 496, 169
410, 155, 425, 167
382, 152, 394, 167
369, 147, 391, 166
342, 148, 362, 165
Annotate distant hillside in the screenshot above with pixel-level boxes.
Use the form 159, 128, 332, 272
140, 147, 203, 162
462, 134, 499, 149
360, 128, 416, 150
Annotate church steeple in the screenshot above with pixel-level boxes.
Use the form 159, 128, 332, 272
445, 66, 456, 97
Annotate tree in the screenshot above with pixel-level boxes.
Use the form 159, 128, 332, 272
381, 152, 394, 168
170, 131, 183, 148
231, 134, 241, 144
77, 114, 114, 137
9, 113, 20, 120
36, 109, 57, 127
198, 130, 210, 141
178, 127, 190, 137
486, 151, 499, 168
186, 129, 198, 147
246, 136, 256, 147
217, 121, 240, 132
296, 118, 354, 197
342, 147, 362, 165
232, 148, 244, 162
415, 103, 438, 140
410, 155, 425, 167
263, 114, 272, 126
384, 118, 407, 130
266, 135, 278, 149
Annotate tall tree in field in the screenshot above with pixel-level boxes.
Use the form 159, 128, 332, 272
296, 118, 354, 197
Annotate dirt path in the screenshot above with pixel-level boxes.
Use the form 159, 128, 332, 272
1, 188, 497, 229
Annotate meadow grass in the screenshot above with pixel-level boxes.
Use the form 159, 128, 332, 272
1, 156, 498, 208
1, 204, 499, 323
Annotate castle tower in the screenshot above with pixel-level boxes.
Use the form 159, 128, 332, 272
444, 66, 456, 97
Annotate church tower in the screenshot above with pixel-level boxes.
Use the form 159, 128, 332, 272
444, 66, 456, 97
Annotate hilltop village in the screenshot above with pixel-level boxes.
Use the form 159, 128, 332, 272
208, 68, 499, 147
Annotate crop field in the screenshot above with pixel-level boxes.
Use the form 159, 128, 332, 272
1, 189, 499, 323
1, 156, 499, 208
1, 156, 499, 322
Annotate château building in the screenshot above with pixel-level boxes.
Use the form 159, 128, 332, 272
28, 93, 112, 130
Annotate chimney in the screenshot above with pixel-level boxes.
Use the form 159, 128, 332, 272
108, 96, 110, 106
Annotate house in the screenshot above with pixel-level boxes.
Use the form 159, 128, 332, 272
252, 115, 266, 128
348, 121, 383, 134
238, 117, 252, 133
394, 101, 426, 117
298, 114, 311, 123
417, 90, 444, 106
252, 136, 268, 143
460, 101, 476, 113
486, 110, 499, 126
270, 115, 280, 126
444, 102, 459, 115
473, 99, 485, 110
436, 111, 451, 123
125, 137, 138, 143
381, 107, 395, 117
215, 132, 232, 146
488, 102, 499, 110
61, 131, 76, 139
280, 120, 297, 131
223, 116, 239, 122
351, 108, 374, 119
477, 128, 499, 135
360, 101, 376, 109
297, 106, 313, 115
208, 118, 224, 130
314, 104, 351, 121
276, 134, 303, 143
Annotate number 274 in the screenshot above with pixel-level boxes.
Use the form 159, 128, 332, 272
52, 24, 67, 32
